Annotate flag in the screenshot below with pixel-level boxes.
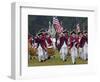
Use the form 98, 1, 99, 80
51, 24, 56, 37
76, 24, 80, 33
53, 16, 63, 33
48, 21, 56, 37
48, 21, 52, 33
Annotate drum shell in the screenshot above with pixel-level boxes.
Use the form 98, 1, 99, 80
47, 48, 55, 56
28, 43, 37, 56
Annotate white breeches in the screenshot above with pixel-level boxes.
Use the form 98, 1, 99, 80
79, 48, 84, 59
44, 50, 48, 59
60, 47, 68, 61
37, 48, 45, 62
71, 47, 78, 64
83, 43, 88, 60
79, 43, 88, 60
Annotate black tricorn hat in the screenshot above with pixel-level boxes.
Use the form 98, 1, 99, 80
78, 31, 83, 35
38, 32, 42, 36
71, 31, 76, 35
40, 29, 45, 32
83, 31, 87, 33
63, 30, 68, 33
45, 32, 48, 35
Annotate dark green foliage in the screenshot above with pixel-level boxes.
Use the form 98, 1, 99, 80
28, 15, 88, 36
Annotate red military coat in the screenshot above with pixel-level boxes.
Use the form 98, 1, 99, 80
34, 36, 39, 43
46, 36, 53, 46
59, 35, 68, 50
69, 35, 78, 49
64, 34, 69, 46
40, 34, 47, 51
78, 35, 87, 48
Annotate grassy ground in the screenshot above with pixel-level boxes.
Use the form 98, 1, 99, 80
28, 50, 88, 67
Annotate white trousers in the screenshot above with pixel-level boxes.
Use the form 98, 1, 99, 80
83, 43, 88, 60
37, 48, 45, 62
44, 50, 48, 59
79, 48, 84, 59
79, 43, 88, 60
71, 47, 78, 64
60, 47, 68, 61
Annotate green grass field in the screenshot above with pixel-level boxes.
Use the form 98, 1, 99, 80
28, 50, 88, 66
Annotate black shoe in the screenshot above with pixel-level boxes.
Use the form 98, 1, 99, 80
41, 60, 43, 62
63, 59, 66, 62
64, 59, 66, 62
86, 58, 88, 61
48, 56, 50, 59
74, 62, 76, 64
43, 60, 46, 62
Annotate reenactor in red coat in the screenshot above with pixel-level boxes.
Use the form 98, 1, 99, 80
59, 33, 65, 50
56, 31, 68, 51
37, 32, 48, 61
34, 35, 39, 43
78, 31, 88, 60
34, 35, 40, 48
83, 31, 88, 43
70, 31, 78, 64
59, 31, 69, 61
83, 31, 88, 60
78, 32, 86, 48
63, 30, 69, 46
46, 34, 55, 59
40, 32, 47, 51
55, 33, 61, 51
36, 33, 45, 62
39, 31, 49, 60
